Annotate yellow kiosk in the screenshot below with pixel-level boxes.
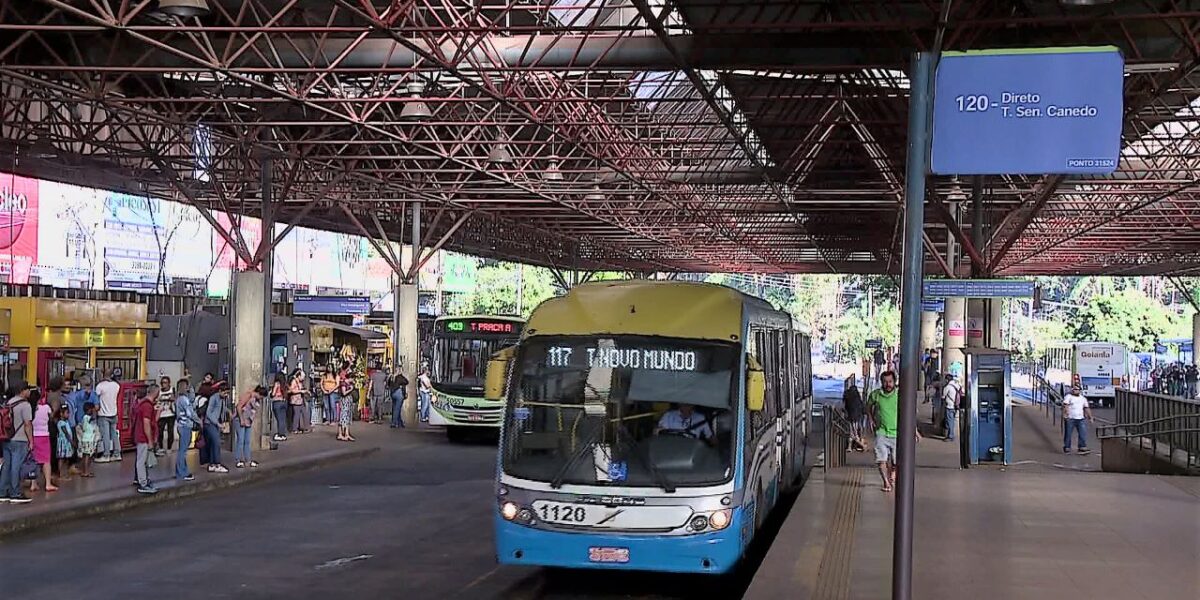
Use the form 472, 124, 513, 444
0, 298, 158, 388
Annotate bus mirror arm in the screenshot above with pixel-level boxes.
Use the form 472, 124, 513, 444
485, 346, 517, 402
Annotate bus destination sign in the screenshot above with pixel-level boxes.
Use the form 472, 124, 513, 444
443, 319, 518, 335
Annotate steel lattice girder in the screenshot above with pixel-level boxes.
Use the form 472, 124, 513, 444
0, 0, 1198, 275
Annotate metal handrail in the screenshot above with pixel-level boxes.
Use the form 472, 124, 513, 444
1098, 411, 1200, 471
824, 407, 852, 471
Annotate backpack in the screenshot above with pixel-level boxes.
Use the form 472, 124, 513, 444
0, 401, 15, 442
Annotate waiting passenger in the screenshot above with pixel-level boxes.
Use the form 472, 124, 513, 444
654, 403, 714, 443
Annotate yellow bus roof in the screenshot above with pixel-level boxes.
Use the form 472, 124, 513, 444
524, 280, 767, 342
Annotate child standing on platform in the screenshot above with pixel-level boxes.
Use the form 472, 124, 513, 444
76, 402, 100, 478
55, 405, 74, 482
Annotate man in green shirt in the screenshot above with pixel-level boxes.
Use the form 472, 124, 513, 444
867, 371, 920, 492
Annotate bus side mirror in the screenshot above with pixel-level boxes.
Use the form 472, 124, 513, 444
747, 354, 766, 412
485, 346, 516, 402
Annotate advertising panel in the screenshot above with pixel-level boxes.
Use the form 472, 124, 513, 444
36, 180, 102, 287
159, 200, 212, 281
102, 191, 163, 291
271, 224, 306, 290
0, 171, 39, 284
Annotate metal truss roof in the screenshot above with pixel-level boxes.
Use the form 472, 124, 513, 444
1, 0, 1199, 276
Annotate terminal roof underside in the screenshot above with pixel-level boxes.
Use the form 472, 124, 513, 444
1, 1, 1199, 276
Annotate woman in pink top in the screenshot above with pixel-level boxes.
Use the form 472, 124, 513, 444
29, 388, 58, 492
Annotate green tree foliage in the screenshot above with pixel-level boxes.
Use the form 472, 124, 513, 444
1067, 288, 1180, 352
446, 262, 557, 318
827, 304, 900, 360
788, 275, 844, 337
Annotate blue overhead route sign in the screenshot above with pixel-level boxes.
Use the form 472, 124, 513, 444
932, 46, 1124, 175
923, 279, 1034, 298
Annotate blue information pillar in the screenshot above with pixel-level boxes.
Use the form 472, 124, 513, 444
932, 47, 1124, 175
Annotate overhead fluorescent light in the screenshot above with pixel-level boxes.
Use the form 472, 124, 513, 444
1124, 62, 1178, 74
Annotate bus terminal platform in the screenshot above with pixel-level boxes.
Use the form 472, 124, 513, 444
746, 403, 1200, 600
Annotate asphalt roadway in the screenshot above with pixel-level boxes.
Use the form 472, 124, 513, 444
0, 379, 842, 600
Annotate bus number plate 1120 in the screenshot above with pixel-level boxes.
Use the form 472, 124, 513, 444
588, 547, 630, 563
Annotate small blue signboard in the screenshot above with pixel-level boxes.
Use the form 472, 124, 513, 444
865, 339, 883, 349
923, 279, 1034, 298
932, 47, 1124, 175
921, 299, 945, 313
293, 295, 373, 316
1153, 343, 1168, 355
608, 461, 628, 482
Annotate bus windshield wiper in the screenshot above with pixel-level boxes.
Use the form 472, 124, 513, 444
549, 420, 604, 489
614, 420, 676, 493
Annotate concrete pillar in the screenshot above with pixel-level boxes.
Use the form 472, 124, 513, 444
396, 283, 420, 426
232, 270, 268, 449
942, 297, 966, 377
986, 299, 1003, 350
966, 299, 985, 348
920, 311, 940, 357
920, 310, 939, 390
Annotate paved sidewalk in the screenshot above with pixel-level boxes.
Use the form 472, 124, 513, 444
0, 422, 416, 539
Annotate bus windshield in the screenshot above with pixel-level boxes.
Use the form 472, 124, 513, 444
501, 336, 738, 489
433, 336, 515, 392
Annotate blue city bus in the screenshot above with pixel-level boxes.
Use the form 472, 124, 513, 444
488, 281, 812, 573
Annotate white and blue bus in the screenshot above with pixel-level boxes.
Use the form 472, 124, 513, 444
1043, 342, 1130, 407
488, 281, 812, 574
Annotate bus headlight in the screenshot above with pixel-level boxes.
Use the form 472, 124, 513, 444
500, 502, 519, 521
709, 509, 732, 530
689, 515, 710, 532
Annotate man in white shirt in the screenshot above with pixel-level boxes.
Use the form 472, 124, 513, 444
655, 404, 715, 443
942, 373, 962, 442
94, 370, 122, 463
1061, 385, 1093, 454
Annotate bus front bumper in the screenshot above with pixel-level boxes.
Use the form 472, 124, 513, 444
494, 512, 745, 574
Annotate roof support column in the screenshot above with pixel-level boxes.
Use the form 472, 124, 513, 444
398, 202, 421, 428
894, 51, 934, 600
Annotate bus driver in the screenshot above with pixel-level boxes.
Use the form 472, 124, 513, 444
655, 403, 715, 444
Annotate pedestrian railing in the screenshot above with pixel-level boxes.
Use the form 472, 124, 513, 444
824, 408, 852, 471
1032, 374, 1064, 423
1097, 413, 1200, 473
1115, 388, 1200, 428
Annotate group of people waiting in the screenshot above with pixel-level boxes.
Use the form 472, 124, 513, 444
314, 362, 431, 439
1148, 362, 1199, 399
1, 360, 435, 505
0, 370, 268, 503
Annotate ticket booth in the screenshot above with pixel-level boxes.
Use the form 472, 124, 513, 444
0, 298, 158, 390
961, 348, 1013, 465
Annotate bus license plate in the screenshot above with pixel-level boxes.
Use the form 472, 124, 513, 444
467, 414, 483, 422
588, 547, 629, 563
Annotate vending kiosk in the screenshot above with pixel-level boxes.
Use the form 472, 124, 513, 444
961, 348, 1013, 465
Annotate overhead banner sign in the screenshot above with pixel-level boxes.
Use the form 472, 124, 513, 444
293, 295, 372, 315
932, 46, 1123, 175
923, 279, 1034, 298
